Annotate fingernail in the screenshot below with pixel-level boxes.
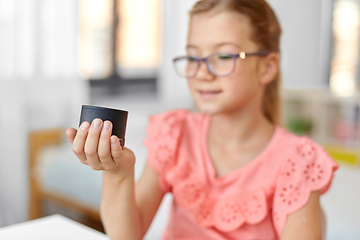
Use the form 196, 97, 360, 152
111, 136, 118, 144
103, 121, 111, 130
81, 121, 90, 130
93, 119, 101, 128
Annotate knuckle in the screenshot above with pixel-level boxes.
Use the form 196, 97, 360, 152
79, 159, 88, 165
102, 164, 114, 171
90, 164, 102, 171
84, 148, 97, 158
111, 145, 122, 154
72, 145, 82, 155
111, 150, 122, 159
98, 150, 110, 159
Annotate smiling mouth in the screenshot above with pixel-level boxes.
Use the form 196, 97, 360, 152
198, 90, 222, 99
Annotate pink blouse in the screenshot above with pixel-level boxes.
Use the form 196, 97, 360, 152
143, 110, 339, 240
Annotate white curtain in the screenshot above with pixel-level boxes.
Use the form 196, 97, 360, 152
0, 0, 89, 227
0, 82, 27, 227
0, 0, 78, 80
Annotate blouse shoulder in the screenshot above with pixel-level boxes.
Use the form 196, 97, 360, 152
272, 134, 339, 237
143, 109, 190, 192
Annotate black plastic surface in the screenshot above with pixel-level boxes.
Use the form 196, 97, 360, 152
79, 105, 128, 147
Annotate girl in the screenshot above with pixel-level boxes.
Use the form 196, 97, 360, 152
66, 0, 338, 239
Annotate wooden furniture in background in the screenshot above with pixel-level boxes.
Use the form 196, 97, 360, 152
28, 128, 103, 232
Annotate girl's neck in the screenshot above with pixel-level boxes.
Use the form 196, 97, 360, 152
209, 107, 275, 146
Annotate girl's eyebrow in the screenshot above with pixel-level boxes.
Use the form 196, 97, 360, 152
186, 44, 198, 50
215, 42, 241, 48
186, 42, 241, 50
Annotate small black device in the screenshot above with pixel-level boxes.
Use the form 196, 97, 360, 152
79, 105, 128, 149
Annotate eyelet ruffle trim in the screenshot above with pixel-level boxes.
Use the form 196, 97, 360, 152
168, 158, 269, 231
143, 110, 189, 192
272, 137, 339, 237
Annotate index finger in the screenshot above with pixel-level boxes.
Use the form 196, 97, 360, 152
72, 121, 91, 162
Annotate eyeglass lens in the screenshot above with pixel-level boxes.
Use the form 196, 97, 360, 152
174, 53, 236, 78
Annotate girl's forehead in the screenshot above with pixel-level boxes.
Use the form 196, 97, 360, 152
187, 11, 255, 51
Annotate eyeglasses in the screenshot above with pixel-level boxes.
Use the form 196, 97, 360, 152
173, 51, 271, 78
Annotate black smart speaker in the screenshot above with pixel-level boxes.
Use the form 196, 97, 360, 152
79, 105, 128, 149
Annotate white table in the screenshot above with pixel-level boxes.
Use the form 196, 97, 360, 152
0, 214, 109, 240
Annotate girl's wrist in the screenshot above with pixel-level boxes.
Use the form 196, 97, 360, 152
103, 166, 135, 184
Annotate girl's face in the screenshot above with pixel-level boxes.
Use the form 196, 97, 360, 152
186, 11, 272, 115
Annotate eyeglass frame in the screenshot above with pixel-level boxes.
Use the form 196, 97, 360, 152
173, 50, 271, 78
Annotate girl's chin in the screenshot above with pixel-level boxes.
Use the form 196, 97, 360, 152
196, 104, 223, 115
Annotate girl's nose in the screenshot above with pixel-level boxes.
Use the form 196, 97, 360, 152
196, 61, 215, 81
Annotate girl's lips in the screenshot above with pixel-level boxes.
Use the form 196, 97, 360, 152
198, 90, 222, 99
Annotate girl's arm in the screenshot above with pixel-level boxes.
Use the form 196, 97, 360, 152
280, 191, 322, 240
135, 163, 166, 235
101, 163, 164, 240
67, 120, 164, 240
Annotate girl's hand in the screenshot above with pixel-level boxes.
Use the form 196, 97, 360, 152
66, 119, 135, 176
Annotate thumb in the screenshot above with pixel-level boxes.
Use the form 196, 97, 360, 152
66, 128, 77, 144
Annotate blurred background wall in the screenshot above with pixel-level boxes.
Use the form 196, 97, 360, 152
0, 0, 89, 226
0, 0, 359, 238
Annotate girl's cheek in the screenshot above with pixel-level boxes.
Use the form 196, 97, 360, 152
187, 82, 197, 98
187, 80, 193, 91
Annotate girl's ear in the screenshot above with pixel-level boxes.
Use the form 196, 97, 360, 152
259, 52, 279, 85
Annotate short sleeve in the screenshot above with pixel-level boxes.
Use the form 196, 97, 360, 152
272, 136, 339, 237
143, 110, 188, 193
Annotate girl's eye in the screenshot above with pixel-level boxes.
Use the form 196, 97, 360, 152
188, 57, 197, 62
218, 55, 232, 60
